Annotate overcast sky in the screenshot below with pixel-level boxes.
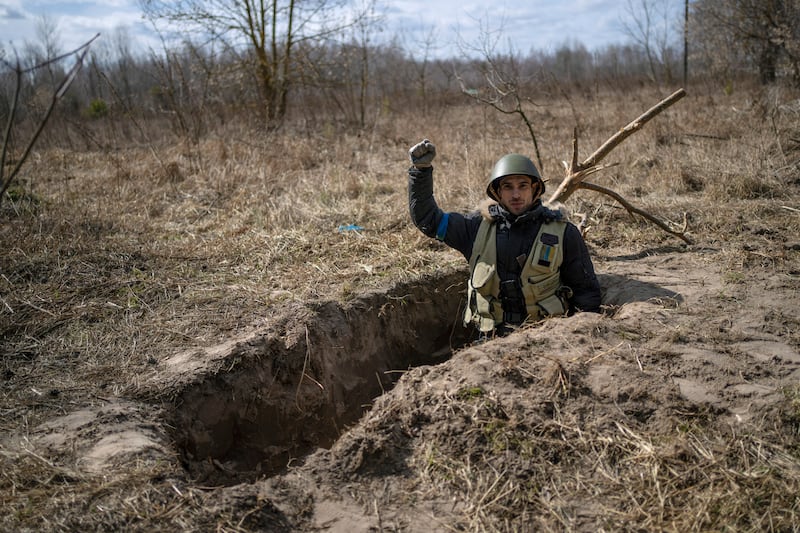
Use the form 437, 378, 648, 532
0, 0, 668, 59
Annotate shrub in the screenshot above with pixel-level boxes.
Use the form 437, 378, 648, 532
85, 98, 109, 119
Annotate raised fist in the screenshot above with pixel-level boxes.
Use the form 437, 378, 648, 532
408, 139, 436, 168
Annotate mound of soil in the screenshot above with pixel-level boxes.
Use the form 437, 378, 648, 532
12, 239, 800, 531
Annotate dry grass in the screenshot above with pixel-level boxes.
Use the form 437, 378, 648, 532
409, 344, 800, 532
417, 404, 800, 531
2, 80, 800, 531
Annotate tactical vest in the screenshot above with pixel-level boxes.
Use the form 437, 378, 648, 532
465, 219, 569, 332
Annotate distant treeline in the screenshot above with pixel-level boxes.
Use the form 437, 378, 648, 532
1, 0, 798, 150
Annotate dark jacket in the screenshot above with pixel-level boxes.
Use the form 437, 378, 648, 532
408, 165, 602, 315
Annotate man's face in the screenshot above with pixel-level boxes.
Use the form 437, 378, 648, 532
497, 175, 536, 215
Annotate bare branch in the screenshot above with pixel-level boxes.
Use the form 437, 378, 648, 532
582, 88, 686, 169
0, 34, 100, 208
578, 181, 693, 244
548, 88, 686, 205
545, 88, 690, 244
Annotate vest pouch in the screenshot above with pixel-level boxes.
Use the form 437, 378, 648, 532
470, 262, 497, 320
466, 287, 500, 332
525, 272, 561, 300
473, 291, 496, 320
470, 261, 495, 289
467, 260, 501, 331
537, 293, 568, 317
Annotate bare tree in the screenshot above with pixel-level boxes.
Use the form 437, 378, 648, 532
144, 38, 218, 141
403, 25, 439, 118
455, 19, 546, 172
141, 0, 373, 125
33, 14, 63, 66
339, 0, 382, 128
621, 0, 680, 84
1, 35, 99, 209
683, 0, 689, 86
691, 0, 800, 86
457, 64, 546, 172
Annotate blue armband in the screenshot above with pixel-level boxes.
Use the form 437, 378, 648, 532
435, 213, 449, 241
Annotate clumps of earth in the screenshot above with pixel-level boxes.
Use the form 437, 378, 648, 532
14, 244, 800, 530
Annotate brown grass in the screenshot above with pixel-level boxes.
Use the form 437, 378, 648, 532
414, 386, 800, 531
2, 81, 800, 531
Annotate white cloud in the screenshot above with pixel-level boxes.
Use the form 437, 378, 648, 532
0, 3, 26, 20
377, 0, 632, 58
1, 0, 641, 59
1, 0, 155, 55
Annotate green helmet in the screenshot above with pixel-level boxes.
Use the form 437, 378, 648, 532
486, 154, 544, 199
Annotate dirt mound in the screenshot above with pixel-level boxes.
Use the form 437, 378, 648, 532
188, 247, 799, 531
9, 242, 797, 531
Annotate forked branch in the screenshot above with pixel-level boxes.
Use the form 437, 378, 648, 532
548, 88, 692, 244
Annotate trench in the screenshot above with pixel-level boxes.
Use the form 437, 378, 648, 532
170, 268, 472, 483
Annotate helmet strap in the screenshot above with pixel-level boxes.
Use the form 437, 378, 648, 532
532, 179, 544, 200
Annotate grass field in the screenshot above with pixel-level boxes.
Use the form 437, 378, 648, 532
2, 81, 799, 531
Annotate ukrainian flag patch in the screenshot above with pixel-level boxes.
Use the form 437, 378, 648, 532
537, 233, 559, 267
538, 245, 553, 266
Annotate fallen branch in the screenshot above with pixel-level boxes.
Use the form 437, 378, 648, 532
547, 88, 690, 243
579, 181, 693, 244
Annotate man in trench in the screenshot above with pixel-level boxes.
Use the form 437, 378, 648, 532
407, 139, 602, 339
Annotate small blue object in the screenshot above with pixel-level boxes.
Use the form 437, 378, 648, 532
338, 224, 365, 232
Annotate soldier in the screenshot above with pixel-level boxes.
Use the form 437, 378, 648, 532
408, 139, 602, 338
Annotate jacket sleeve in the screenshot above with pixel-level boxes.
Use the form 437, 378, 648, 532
408, 165, 480, 261
561, 223, 602, 313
